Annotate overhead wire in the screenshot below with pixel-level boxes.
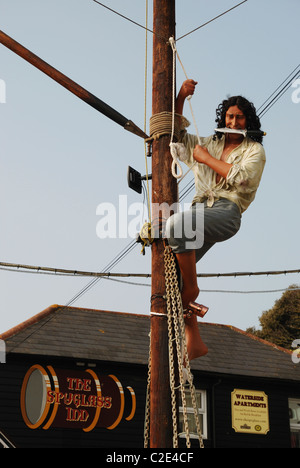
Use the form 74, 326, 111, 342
1, 262, 299, 297
1, 261, 300, 280
92, 0, 165, 41
257, 63, 300, 113
64, 239, 137, 306
257, 63, 300, 118
176, 0, 248, 41
101, 277, 300, 296
92, 0, 248, 43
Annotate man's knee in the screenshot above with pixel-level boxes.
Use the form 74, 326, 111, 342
165, 213, 182, 251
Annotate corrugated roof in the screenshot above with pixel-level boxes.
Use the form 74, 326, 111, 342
1, 304, 299, 382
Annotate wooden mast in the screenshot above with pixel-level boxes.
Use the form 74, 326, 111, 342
150, 0, 178, 448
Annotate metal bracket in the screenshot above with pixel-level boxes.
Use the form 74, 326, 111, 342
127, 166, 152, 194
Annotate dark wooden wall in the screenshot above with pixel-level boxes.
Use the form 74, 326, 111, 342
1, 355, 298, 448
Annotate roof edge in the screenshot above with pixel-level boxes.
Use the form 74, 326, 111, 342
62, 305, 150, 320
0, 304, 60, 341
202, 322, 292, 355
0, 305, 150, 342
226, 323, 293, 355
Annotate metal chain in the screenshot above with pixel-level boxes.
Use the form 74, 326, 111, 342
144, 245, 204, 448
164, 246, 205, 448
165, 279, 179, 447
165, 247, 191, 447
143, 335, 151, 448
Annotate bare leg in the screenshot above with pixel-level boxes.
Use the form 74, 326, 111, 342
175, 251, 208, 360
175, 250, 199, 308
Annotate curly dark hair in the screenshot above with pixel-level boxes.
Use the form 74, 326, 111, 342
214, 95, 263, 144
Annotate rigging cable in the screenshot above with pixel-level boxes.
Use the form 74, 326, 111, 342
92, 0, 165, 41
176, 0, 248, 41
92, 0, 248, 44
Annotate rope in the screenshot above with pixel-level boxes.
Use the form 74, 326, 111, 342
144, 38, 204, 184
147, 111, 189, 143
143, 0, 152, 226
168, 37, 204, 184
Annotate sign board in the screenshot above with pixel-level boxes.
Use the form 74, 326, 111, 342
231, 389, 269, 434
20, 365, 136, 432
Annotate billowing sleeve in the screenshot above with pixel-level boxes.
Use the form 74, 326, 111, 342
226, 143, 266, 194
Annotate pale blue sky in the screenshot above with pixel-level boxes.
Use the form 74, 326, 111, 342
1, 0, 299, 335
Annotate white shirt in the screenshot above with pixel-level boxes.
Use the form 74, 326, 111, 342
180, 132, 266, 214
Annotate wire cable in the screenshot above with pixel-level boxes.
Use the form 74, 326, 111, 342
92, 0, 165, 41
65, 239, 137, 306
258, 64, 300, 117
101, 276, 300, 295
176, 0, 248, 41
257, 63, 300, 113
1, 261, 300, 280
92, 0, 248, 43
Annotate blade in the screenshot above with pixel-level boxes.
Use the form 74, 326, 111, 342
214, 127, 247, 136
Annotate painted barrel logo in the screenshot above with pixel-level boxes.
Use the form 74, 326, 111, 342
20, 365, 136, 431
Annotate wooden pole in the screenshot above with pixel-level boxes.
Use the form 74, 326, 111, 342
150, 0, 177, 448
0, 29, 148, 139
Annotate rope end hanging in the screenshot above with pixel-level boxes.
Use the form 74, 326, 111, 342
169, 142, 189, 180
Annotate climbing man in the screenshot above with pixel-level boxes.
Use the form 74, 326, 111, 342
166, 79, 266, 361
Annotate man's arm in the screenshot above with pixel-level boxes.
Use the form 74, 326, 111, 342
176, 79, 233, 179
175, 79, 198, 115
193, 145, 233, 179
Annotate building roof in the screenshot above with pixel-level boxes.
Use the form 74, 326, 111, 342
1, 304, 299, 382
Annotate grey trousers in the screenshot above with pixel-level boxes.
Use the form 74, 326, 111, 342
165, 198, 241, 263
